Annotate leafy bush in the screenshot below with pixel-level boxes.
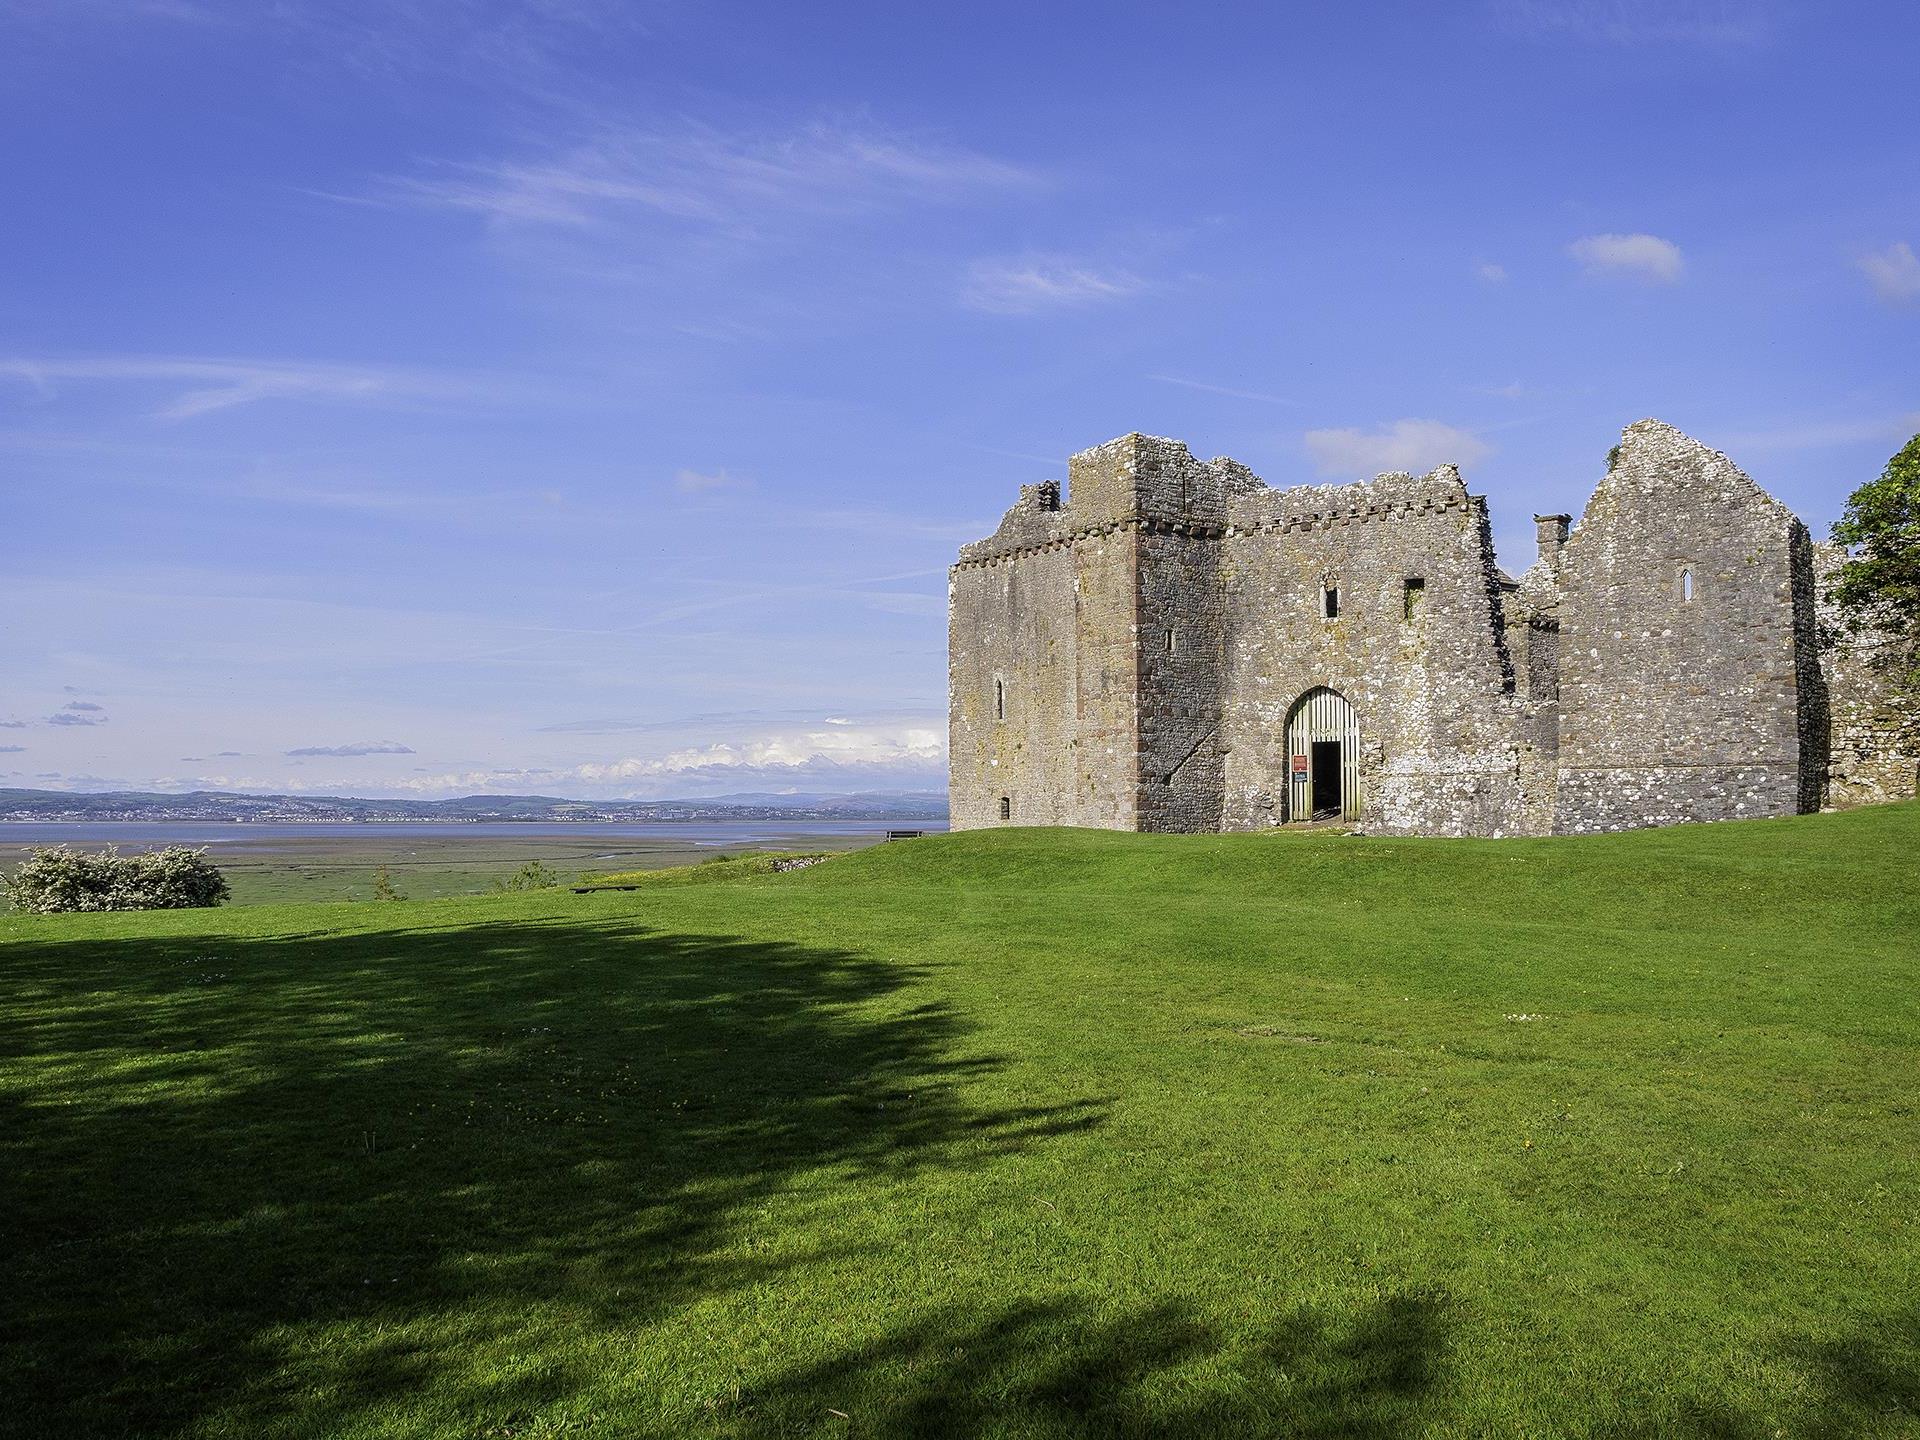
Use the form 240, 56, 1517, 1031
492, 860, 560, 893
370, 865, 406, 902
2, 845, 231, 914
1831, 431, 1920, 697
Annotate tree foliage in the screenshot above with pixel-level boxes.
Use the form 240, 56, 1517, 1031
492, 859, 560, 892
2, 845, 230, 913
1830, 433, 1920, 690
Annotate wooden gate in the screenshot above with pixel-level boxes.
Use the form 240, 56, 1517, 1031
1285, 687, 1361, 821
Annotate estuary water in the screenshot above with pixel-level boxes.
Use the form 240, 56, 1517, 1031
0, 819, 948, 851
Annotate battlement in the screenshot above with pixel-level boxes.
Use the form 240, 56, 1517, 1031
957, 438, 1486, 569
1226, 465, 1474, 535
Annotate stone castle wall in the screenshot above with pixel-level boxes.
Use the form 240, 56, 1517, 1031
1216, 469, 1538, 836
949, 418, 1917, 838
1814, 543, 1920, 808
1554, 421, 1808, 832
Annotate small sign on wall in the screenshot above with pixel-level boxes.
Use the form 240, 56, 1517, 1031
1291, 753, 1309, 781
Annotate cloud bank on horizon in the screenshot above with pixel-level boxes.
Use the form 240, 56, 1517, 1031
1, 0, 1914, 799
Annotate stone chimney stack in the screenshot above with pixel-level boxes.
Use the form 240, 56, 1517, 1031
1534, 514, 1571, 569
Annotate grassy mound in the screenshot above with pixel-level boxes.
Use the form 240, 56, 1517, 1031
580, 849, 832, 888
3, 805, 1916, 1437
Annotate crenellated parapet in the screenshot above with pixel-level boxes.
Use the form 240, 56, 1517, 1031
1225, 465, 1471, 535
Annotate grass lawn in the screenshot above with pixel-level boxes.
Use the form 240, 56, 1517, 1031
3, 805, 1917, 1438
1, 829, 885, 908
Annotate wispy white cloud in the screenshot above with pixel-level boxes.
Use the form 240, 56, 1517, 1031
957, 441, 1068, 467
369, 119, 1038, 233
1303, 419, 1493, 478
1567, 232, 1684, 283
1858, 242, 1920, 305
285, 740, 416, 757
787, 509, 984, 542
1717, 411, 1920, 454
857, 591, 945, 618
1476, 261, 1508, 283
533, 706, 935, 737
389, 721, 946, 798
674, 467, 749, 494
961, 257, 1144, 315
1148, 375, 1297, 406
583, 723, 943, 778
1490, 0, 1776, 48
0, 355, 526, 420
48, 708, 109, 727
2, 0, 220, 22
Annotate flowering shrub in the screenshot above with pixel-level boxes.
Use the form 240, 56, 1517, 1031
2, 845, 232, 913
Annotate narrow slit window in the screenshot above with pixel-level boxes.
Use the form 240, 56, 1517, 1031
1681, 568, 1694, 603
1403, 577, 1425, 621
1322, 585, 1340, 620
994, 677, 1005, 720
1165, 628, 1177, 653
998, 796, 1011, 821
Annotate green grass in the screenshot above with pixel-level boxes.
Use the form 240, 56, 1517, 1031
0, 831, 880, 908
3, 806, 1917, 1438
581, 850, 830, 888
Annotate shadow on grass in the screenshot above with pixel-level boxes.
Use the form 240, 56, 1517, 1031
719, 1293, 1919, 1440
707, 1288, 1452, 1438
6, 913, 1914, 1438
0, 914, 1103, 1437
1577, 1303, 1920, 1440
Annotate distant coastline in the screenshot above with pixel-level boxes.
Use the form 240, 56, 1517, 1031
0, 787, 949, 826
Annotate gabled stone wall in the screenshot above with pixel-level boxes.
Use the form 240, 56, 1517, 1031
1554, 421, 1807, 833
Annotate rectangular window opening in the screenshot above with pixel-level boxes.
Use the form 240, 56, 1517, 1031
1403, 577, 1425, 620
1322, 585, 1340, 620
998, 796, 1011, 821
1165, 628, 1177, 653
994, 677, 1005, 721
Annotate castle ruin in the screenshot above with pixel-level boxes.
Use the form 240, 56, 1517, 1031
948, 419, 1916, 837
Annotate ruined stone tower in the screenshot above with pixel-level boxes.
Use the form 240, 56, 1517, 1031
948, 419, 1916, 837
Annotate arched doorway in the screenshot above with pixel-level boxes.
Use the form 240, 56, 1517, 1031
1285, 688, 1360, 821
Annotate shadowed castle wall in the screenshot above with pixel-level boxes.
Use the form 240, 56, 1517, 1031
1503, 515, 1570, 835
1814, 543, 1920, 808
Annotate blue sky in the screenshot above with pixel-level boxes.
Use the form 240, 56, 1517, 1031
4, 0, 1916, 799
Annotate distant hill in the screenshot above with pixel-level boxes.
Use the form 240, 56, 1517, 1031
0, 788, 949, 823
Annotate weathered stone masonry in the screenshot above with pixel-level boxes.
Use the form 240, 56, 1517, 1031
949, 418, 1918, 837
